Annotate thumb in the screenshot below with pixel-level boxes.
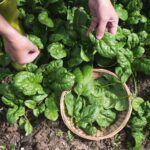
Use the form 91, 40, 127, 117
96, 20, 107, 40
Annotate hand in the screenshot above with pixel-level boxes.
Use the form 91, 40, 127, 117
88, 0, 119, 39
4, 30, 40, 65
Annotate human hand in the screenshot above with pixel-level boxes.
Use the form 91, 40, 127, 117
4, 30, 40, 65
88, 0, 119, 39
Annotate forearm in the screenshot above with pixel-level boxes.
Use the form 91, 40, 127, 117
0, 14, 16, 39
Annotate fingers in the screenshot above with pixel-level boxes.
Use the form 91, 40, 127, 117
96, 19, 107, 39
87, 17, 98, 36
17, 45, 40, 65
107, 19, 119, 35
26, 45, 40, 64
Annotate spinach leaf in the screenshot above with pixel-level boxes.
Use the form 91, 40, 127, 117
64, 93, 75, 117
44, 96, 58, 121
13, 71, 45, 96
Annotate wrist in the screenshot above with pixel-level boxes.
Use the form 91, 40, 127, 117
98, 0, 111, 6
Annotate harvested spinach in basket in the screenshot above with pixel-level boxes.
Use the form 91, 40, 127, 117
65, 65, 129, 135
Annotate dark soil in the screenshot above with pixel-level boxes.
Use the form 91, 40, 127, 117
0, 73, 150, 150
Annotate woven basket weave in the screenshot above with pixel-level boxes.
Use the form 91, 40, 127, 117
60, 69, 132, 141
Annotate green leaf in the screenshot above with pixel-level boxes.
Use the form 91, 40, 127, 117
131, 116, 147, 131
132, 58, 150, 75
38, 103, 45, 113
6, 106, 19, 124
47, 43, 67, 59
32, 94, 48, 102
96, 109, 116, 128
74, 97, 83, 117
73, 65, 94, 96
49, 33, 65, 42
115, 98, 128, 111
25, 100, 37, 109
95, 32, 120, 59
64, 93, 75, 117
38, 11, 54, 28
132, 132, 145, 150
33, 108, 40, 117
24, 120, 33, 136
1, 96, 15, 107
132, 97, 144, 112
27, 63, 38, 72
24, 13, 35, 27
0, 53, 11, 67
115, 4, 128, 21
73, 7, 88, 31
45, 59, 63, 74
67, 46, 83, 67
28, 34, 44, 49
80, 48, 90, 62
13, 71, 44, 96
19, 117, 25, 129
127, 33, 139, 49
133, 46, 145, 58
44, 96, 58, 121
15, 106, 25, 117
84, 126, 97, 135
79, 104, 100, 124
0, 68, 12, 80
48, 68, 75, 92
6, 106, 25, 124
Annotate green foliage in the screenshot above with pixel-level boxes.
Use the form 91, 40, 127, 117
13, 71, 44, 96
65, 68, 129, 135
0, 0, 149, 147
47, 43, 67, 59
38, 11, 54, 28
44, 96, 58, 121
28, 34, 44, 49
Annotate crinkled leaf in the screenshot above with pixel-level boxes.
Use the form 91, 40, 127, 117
38, 11, 54, 28
13, 71, 44, 96
24, 120, 33, 136
25, 100, 37, 109
64, 93, 75, 117
48, 43, 67, 59
44, 96, 58, 121
96, 109, 116, 128
28, 34, 44, 49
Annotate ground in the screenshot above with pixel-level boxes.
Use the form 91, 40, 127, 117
0, 73, 150, 150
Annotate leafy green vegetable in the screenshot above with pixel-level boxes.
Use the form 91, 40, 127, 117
96, 109, 116, 128
64, 93, 75, 117
73, 65, 93, 96
44, 96, 58, 121
115, 4, 128, 21
13, 71, 45, 96
24, 100, 37, 109
38, 11, 54, 28
28, 34, 44, 49
47, 43, 67, 59
65, 67, 128, 135
0, 0, 149, 146
24, 120, 33, 136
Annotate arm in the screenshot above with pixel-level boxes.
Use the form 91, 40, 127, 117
88, 0, 119, 39
0, 14, 16, 38
0, 0, 39, 64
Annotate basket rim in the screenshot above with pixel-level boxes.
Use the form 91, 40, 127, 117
60, 68, 132, 141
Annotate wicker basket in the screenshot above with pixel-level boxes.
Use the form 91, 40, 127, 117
60, 69, 132, 141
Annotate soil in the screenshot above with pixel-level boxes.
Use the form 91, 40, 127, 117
0, 73, 150, 150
